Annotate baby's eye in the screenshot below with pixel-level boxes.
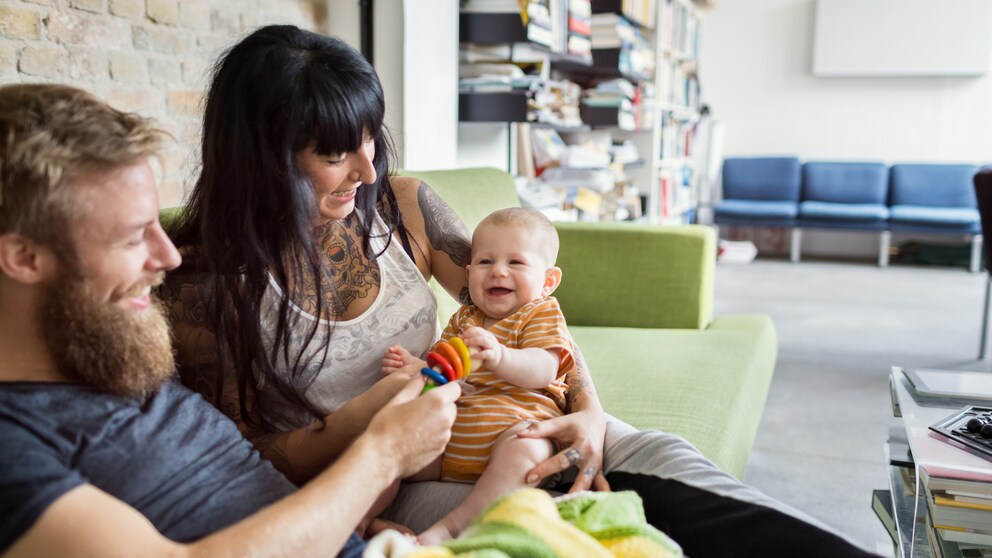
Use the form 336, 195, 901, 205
478, 258, 493, 265
510, 259, 525, 265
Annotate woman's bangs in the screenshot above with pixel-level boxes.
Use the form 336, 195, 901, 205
309, 80, 383, 156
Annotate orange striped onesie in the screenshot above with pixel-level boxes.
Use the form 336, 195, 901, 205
439, 296, 574, 483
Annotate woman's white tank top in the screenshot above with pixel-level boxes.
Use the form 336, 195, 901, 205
256, 213, 439, 431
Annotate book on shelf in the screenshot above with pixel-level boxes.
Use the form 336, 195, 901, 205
926, 513, 967, 558
889, 422, 915, 468
935, 524, 992, 549
922, 465, 992, 498
460, 0, 523, 14
935, 493, 992, 513
872, 488, 898, 545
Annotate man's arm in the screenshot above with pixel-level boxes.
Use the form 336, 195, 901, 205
5, 378, 460, 558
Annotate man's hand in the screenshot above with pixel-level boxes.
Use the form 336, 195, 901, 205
364, 377, 461, 479
461, 326, 503, 370
517, 408, 610, 493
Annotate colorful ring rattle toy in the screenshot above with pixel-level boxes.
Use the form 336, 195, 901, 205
420, 336, 477, 392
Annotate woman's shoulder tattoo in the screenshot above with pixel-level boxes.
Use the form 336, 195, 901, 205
416, 181, 471, 267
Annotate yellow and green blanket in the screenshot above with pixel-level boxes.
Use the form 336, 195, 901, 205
364, 488, 682, 558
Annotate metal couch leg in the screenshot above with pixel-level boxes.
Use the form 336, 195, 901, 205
878, 231, 891, 267
982, 276, 991, 360
971, 235, 983, 273
790, 229, 801, 263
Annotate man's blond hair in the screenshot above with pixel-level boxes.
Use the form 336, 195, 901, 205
475, 207, 559, 267
0, 83, 164, 249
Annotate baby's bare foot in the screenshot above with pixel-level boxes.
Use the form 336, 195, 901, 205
417, 522, 455, 546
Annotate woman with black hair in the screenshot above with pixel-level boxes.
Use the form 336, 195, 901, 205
162, 25, 878, 557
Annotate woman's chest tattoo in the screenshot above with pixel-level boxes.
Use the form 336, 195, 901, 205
298, 224, 381, 317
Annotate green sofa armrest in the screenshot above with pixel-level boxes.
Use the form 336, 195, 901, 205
554, 223, 715, 330
572, 314, 777, 478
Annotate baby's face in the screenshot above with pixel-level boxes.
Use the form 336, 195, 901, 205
467, 223, 553, 320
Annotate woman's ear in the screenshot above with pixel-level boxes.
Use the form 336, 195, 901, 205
542, 266, 562, 296
0, 233, 58, 285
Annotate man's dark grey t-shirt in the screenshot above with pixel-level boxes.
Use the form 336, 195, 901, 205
0, 379, 299, 552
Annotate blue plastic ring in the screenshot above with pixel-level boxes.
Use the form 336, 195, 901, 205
420, 368, 448, 385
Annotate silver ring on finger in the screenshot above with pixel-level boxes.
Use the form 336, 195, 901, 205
584, 465, 597, 477
564, 447, 582, 467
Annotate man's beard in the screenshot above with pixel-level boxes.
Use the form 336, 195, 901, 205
40, 271, 176, 398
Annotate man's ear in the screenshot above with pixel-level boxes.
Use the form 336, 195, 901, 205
542, 266, 562, 296
0, 233, 58, 285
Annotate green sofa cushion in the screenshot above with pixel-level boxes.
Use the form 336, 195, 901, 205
555, 223, 714, 330
573, 315, 776, 479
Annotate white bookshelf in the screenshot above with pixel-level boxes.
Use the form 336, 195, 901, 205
647, 0, 702, 224
456, 0, 705, 224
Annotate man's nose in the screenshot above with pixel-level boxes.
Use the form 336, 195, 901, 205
147, 223, 181, 272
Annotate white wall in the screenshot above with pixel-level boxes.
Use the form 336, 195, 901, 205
401, 0, 459, 171
326, 0, 459, 171
701, 0, 992, 256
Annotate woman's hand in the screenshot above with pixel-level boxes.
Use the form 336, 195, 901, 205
517, 408, 611, 493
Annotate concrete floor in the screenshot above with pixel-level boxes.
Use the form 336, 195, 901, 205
713, 257, 989, 556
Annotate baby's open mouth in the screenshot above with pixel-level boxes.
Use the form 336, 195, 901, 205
487, 287, 512, 296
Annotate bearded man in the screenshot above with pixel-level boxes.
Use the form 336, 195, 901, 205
0, 83, 460, 558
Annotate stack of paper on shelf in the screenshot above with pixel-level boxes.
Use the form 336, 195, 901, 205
589, 13, 639, 49
567, 0, 592, 57
460, 0, 521, 13
582, 79, 636, 130
922, 465, 992, 552
526, 0, 554, 48
530, 79, 583, 128
588, 14, 655, 79
459, 63, 542, 92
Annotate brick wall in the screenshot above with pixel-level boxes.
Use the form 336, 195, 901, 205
0, 0, 325, 206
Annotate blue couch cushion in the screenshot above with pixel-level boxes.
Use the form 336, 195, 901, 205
799, 200, 889, 221
802, 162, 889, 204
889, 164, 979, 207
889, 205, 979, 226
714, 199, 798, 219
721, 157, 802, 201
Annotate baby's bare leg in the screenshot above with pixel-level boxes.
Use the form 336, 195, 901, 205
418, 422, 553, 544
358, 455, 443, 537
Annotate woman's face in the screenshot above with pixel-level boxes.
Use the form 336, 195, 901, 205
296, 135, 377, 222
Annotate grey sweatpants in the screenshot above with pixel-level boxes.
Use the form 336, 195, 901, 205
383, 415, 845, 540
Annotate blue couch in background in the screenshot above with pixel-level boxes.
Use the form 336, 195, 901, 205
713, 157, 803, 261
713, 157, 982, 271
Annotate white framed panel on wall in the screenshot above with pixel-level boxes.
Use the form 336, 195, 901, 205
812, 0, 991, 77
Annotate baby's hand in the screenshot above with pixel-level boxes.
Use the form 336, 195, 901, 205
382, 345, 424, 375
461, 326, 503, 370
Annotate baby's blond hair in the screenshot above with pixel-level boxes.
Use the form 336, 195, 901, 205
474, 207, 559, 267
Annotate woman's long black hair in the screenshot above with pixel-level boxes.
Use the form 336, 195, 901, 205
169, 25, 406, 431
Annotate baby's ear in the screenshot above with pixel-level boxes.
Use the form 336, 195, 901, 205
542, 266, 562, 296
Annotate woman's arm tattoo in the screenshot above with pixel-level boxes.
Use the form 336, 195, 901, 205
417, 181, 472, 267
564, 349, 591, 413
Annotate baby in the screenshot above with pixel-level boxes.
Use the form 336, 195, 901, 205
382, 207, 575, 544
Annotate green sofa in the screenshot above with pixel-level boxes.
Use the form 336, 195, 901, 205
404, 167, 777, 479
